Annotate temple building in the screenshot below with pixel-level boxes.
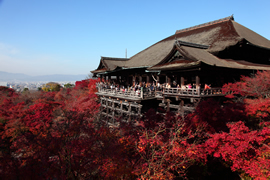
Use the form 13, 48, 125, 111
91, 16, 270, 121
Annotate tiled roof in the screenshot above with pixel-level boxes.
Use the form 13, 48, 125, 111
92, 16, 270, 73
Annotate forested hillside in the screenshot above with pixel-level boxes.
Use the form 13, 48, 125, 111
0, 72, 269, 179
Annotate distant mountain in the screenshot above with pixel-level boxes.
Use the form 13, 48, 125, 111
0, 71, 90, 82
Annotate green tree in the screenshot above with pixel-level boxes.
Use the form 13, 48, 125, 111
64, 83, 74, 89
23, 87, 29, 93
42, 82, 61, 92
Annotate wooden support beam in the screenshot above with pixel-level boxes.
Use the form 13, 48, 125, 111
128, 102, 131, 122
132, 75, 136, 85
196, 75, 200, 88
106, 98, 109, 116
180, 100, 184, 119
166, 76, 171, 84
120, 101, 123, 117
99, 96, 144, 123
138, 106, 141, 117
100, 75, 104, 82
174, 76, 177, 84
166, 99, 171, 112
112, 99, 115, 123
181, 77, 185, 86
147, 75, 150, 83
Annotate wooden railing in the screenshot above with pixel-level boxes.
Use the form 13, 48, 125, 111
97, 87, 156, 99
163, 87, 223, 97
201, 88, 223, 96
97, 87, 224, 99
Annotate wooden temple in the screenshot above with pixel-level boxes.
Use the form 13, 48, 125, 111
91, 16, 270, 121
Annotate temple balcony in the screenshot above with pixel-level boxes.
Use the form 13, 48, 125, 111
96, 87, 156, 101
96, 86, 224, 101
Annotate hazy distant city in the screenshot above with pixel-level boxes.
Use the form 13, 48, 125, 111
0, 71, 92, 92
0, 81, 77, 92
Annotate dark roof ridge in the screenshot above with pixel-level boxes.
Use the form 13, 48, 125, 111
175, 15, 234, 34
101, 56, 129, 61
175, 40, 209, 49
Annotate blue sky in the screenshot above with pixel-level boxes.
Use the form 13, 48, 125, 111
0, 0, 269, 76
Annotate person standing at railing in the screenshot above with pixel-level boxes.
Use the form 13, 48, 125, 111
166, 83, 171, 88
156, 83, 161, 91
122, 86, 125, 93
204, 84, 211, 90
135, 88, 140, 96
181, 85, 186, 89
187, 84, 192, 89
172, 81, 177, 88
150, 82, 155, 92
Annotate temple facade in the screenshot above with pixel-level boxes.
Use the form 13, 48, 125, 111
91, 16, 270, 121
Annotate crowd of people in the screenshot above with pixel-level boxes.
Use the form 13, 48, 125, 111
97, 81, 161, 94
97, 80, 212, 93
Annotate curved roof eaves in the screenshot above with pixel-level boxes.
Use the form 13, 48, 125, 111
232, 21, 270, 50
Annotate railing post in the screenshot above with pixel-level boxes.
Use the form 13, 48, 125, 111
141, 87, 143, 99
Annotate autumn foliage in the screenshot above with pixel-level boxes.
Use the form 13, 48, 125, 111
0, 71, 270, 179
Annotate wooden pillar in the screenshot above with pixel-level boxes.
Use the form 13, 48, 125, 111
98, 98, 103, 120
157, 75, 160, 83
166, 76, 171, 84
106, 98, 109, 117
100, 75, 103, 82
138, 105, 142, 117
112, 99, 115, 123
196, 76, 200, 87
181, 77, 185, 87
120, 101, 123, 117
196, 76, 200, 94
128, 102, 131, 122
166, 99, 171, 112
132, 75, 136, 85
146, 75, 150, 83
178, 99, 184, 119
139, 76, 142, 83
